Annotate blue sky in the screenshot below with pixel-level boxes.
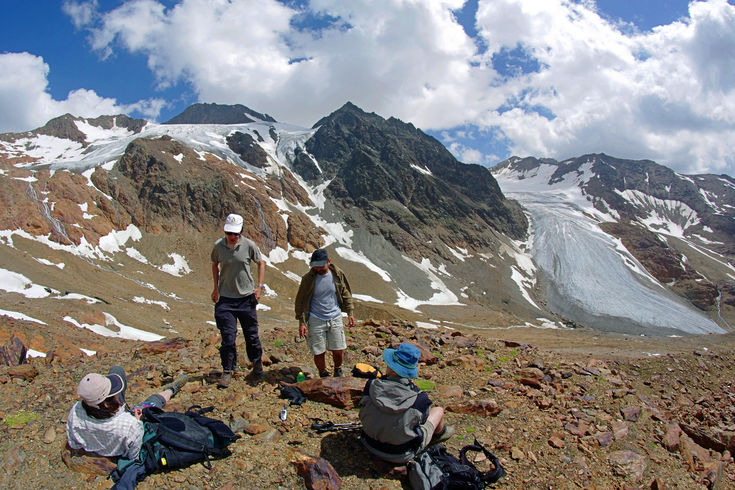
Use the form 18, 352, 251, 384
2, 0, 735, 176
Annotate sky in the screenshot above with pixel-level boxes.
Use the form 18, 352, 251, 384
2, 0, 735, 176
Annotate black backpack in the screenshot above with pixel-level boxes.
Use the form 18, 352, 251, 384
140, 405, 240, 473
407, 439, 506, 489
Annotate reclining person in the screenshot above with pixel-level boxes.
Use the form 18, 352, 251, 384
359, 343, 454, 464
66, 365, 187, 460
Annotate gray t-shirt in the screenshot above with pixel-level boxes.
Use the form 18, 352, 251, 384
309, 270, 342, 321
211, 237, 262, 298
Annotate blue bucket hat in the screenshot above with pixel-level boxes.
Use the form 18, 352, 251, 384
383, 343, 420, 378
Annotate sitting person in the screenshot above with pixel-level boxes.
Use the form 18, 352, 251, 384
359, 343, 454, 464
66, 365, 187, 460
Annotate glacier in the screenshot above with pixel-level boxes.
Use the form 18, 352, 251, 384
493, 163, 725, 336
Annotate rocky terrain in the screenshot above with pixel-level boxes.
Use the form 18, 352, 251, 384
2, 318, 734, 489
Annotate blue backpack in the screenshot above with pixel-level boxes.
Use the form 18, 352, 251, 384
112, 405, 240, 489
139, 405, 240, 472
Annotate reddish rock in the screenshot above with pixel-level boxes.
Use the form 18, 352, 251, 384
289, 377, 367, 409
436, 385, 463, 398
608, 450, 647, 481
612, 421, 629, 441
139, 337, 189, 354
595, 432, 614, 447
446, 399, 502, 417
662, 422, 682, 452
621, 406, 642, 422
0, 338, 26, 366
61, 443, 117, 476
7, 364, 38, 381
548, 436, 565, 448
292, 450, 341, 490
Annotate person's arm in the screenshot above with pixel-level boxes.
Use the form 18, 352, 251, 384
211, 262, 220, 303
339, 271, 355, 327
254, 259, 265, 300
294, 279, 308, 337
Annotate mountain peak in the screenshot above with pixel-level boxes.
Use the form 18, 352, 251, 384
164, 103, 277, 124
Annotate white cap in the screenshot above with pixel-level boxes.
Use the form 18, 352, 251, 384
224, 213, 244, 233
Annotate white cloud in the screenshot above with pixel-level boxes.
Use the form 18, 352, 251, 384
5, 0, 735, 176
0, 52, 164, 132
473, 0, 735, 174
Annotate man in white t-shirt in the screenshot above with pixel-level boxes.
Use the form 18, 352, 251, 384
66, 366, 187, 459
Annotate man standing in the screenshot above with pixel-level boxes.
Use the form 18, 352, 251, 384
295, 248, 355, 377
211, 213, 266, 388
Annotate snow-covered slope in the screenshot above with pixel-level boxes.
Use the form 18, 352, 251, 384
493, 155, 732, 335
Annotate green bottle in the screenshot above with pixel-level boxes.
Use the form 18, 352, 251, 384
296, 371, 306, 382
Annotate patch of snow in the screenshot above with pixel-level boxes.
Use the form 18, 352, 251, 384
133, 296, 170, 310
126, 247, 149, 263
26, 349, 47, 358
410, 164, 433, 176
64, 312, 164, 341
0, 268, 54, 298
79, 348, 97, 356
353, 293, 382, 303
334, 247, 391, 281
35, 257, 65, 269
159, 253, 191, 276
0, 308, 46, 324
99, 224, 142, 253
416, 321, 439, 329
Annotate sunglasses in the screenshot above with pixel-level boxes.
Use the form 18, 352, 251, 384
225, 232, 239, 236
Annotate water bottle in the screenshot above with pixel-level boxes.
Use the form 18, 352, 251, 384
296, 371, 306, 382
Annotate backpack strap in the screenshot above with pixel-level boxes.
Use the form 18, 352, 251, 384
458, 438, 506, 484
185, 405, 214, 417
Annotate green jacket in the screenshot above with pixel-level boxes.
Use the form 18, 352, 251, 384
294, 264, 354, 325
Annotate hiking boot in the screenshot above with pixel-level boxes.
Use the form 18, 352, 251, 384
319, 370, 331, 378
251, 359, 263, 376
430, 425, 455, 445
164, 373, 188, 396
218, 372, 232, 389
333, 366, 344, 377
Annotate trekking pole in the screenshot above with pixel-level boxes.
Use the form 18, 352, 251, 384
310, 418, 362, 433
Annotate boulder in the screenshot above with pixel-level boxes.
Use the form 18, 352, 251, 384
289, 377, 367, 409
0, 337, 26, 366
291, 450, 341, 490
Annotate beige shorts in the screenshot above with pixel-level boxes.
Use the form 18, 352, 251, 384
306, 315, 347, 355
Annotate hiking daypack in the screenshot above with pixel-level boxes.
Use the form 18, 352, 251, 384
407, 439, 506, 489
139, 405, 240, 473
352, 362, 383, 379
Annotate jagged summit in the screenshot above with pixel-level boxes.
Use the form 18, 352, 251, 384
164, 102, 277, 124
297, 101, 528, 261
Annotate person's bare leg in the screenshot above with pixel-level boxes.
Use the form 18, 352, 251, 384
314, 353, 327, 375
332, 349, 344, 369
158, 390, 173, 404
427, 406, 445, 436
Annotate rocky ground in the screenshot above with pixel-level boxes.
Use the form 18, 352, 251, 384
1, 320, 734, 489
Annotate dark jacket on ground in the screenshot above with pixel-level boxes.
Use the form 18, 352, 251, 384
294, 263, 354, 325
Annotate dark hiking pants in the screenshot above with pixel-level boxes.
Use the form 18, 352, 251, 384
109, 366, 166, 409
214, 294, 262, 373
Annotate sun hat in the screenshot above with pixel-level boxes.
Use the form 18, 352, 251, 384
223, 213, 244, 233
383, 343, 421, 378
309, 248, 329, 267
77, 373, 124, 408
